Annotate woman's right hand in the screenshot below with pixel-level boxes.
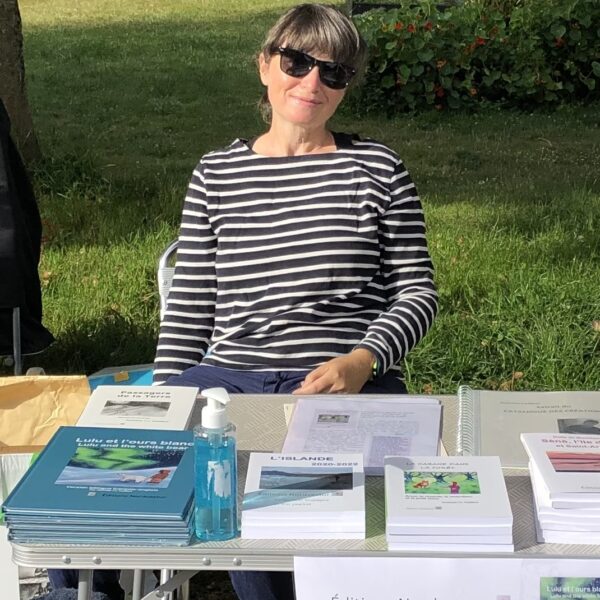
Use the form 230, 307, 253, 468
293, 348, 375, 395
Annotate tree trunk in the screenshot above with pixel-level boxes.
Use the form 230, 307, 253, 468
0, 0, 41, 163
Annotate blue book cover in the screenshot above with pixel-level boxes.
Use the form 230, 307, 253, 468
3, 426, 194, 520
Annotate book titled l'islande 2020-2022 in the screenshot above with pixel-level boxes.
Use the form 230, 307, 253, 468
2, 426, 195, 545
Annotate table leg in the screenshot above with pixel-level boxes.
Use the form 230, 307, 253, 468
132, 569, 144, 600
160, 569, 172, 600
180, 578, 190, 600
77, 569, 93, 600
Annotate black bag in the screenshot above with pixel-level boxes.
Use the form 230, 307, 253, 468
0, 99, 54, 355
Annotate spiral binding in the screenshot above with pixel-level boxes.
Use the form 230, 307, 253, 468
457, 385, 476, 456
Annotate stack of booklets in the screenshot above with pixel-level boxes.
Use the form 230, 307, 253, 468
384, 456, 513, 552
241, 452, 365, 539
2, 426, 195, 546
282, 395, 442, 475
522, 432, 600, 544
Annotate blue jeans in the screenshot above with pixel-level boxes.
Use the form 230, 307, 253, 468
47, 569, 123, 600
166, 364, 407, 600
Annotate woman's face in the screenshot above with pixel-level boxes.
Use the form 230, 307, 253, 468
259, 49, 346, 131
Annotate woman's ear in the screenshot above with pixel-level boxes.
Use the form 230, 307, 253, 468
258, 53, 270, 86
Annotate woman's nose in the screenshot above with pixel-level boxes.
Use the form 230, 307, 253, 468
300, 65, 322, 91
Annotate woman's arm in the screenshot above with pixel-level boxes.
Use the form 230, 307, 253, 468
153, 162, 217, 384
294, 157, 437, 394
355, 157, 438, 372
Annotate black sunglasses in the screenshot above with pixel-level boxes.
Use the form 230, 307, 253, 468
275, 47, 356, 90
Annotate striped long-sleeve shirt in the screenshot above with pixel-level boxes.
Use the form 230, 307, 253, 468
153, 133, 437, 384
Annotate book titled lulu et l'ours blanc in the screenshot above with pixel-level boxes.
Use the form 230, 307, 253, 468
241, 452, 365, 540
2, 426, 194, 545
384, 455, 513, 552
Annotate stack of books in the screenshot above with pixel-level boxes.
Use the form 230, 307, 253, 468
522, 432, 600, 544
384, 456, 514, 551
2, 426, 195, 546
241, 453, 365, 539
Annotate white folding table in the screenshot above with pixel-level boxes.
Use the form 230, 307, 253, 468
10, 395, 600, 600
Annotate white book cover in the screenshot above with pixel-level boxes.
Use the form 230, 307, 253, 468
242, 526, 365, 540
533, 507, 600, 545
386, 532, 513, 544
241, 453, 364, 538
522, 433, 600, 508
457, 386, 600, 468
530, 462, 600, 527
386, 541, 514, 553
282, 397, 441, 476
384, 456, 512, 535
77, 385, 198, 430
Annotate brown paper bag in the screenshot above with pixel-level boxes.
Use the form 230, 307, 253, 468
0, 375, 90, 450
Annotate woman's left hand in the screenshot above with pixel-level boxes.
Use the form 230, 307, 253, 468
293, 348, 375, 394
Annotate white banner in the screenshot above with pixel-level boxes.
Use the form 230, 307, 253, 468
294, 556, 600, 600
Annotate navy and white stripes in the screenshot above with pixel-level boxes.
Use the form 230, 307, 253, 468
153, 133, 437, 383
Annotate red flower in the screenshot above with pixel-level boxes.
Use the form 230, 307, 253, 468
394, 21, 404, 31
407, 23, 416, 33
475, 36, 486, 46
554, 36, 565, 48
424, 21, 433, 31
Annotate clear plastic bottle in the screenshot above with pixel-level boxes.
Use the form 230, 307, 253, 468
193, 387, 239, 541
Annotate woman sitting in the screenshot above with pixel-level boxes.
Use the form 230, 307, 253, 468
154, 4, 438, 600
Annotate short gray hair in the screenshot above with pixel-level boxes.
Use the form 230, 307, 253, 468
258, 3, 367, 120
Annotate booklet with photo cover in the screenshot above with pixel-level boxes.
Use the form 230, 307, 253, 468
282, 396, 442, 475
521, 432, 600, 508
2, 426, 194, 520
457, 386, 600, 468
384, 455, 513, 535
241, 452, 365, 539
77, 385, 198, 430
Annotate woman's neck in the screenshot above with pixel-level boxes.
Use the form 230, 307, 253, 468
252, 122, 336, 157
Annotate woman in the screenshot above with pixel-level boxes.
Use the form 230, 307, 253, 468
155, 4, 437, 600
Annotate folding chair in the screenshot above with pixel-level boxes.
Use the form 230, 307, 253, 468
158, 240, 178, 320
0, 307, 22, 375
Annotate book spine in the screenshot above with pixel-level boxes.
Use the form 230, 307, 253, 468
456, 385, 478, 456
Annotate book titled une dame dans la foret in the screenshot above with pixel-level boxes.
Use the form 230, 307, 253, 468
384, 455, 513, 552
2, 426, 194, 545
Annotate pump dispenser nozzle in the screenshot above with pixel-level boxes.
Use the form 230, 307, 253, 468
201, 387, 231, 429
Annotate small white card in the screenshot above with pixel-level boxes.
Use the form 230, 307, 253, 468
294, 556, 522, 600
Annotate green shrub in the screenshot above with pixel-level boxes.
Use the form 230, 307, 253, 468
353, 0, 600, 112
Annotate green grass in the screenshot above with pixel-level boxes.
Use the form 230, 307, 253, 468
10, 0, 600, 393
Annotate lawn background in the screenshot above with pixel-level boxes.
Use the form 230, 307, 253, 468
13, 0, 600, 393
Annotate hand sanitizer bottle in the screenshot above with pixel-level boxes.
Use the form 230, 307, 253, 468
193, 387, 239, 541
